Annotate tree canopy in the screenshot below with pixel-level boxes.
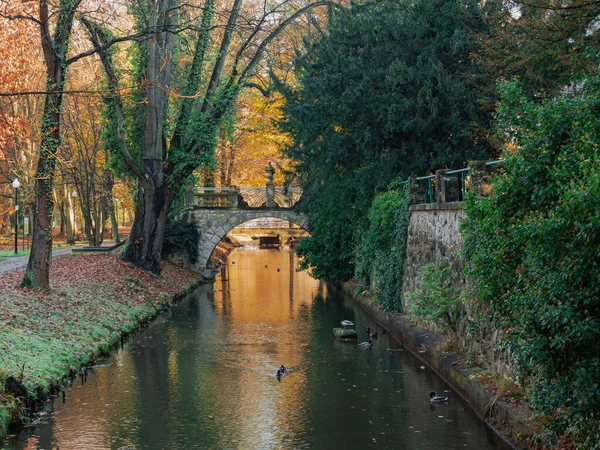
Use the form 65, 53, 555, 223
278, 0, 493, 279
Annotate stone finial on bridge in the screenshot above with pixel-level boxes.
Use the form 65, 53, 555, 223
265, 162, 276, 208
227, 185, 239, 208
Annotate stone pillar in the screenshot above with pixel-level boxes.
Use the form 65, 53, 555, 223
408, 176, 429, 205
265, 162, 276, 208
228, 186, 239, 208
469, 160, 503, 197
435, 170, 461, 204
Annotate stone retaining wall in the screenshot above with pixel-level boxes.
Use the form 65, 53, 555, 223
401, 201, 514, 380
401, 202, 465, 308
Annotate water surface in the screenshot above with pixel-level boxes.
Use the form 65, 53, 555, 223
3, 248, 512, 449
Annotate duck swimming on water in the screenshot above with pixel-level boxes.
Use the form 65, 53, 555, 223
358, 340, 372, 349
430, 392, 448, 403
279, 365, 286, 374
366, 327, 379, 338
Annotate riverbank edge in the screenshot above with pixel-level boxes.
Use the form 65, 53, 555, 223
0, 267, 208, 440
342, 282, 534, 450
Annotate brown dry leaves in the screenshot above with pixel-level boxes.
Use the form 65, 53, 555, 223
0, 254, 198, 389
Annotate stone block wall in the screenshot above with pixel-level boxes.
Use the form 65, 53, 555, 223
400, 201, 513, 379
401, 202, 465, 306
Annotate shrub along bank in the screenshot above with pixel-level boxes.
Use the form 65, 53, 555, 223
355, 188, 410, 311
462, 79, 600, 449
0, 254, 201, 438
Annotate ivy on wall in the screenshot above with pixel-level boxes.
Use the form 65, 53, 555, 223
161, 213, 200, 264
355, 187, 410, 311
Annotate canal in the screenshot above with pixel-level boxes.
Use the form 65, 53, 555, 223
3, 248, 513, 449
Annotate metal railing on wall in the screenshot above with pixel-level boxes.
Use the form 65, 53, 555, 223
396, 159, 505, 205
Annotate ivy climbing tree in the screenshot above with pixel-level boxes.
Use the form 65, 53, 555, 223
16, 0, 83, 289
87, 0, 331, 274
2, 1, 154, 289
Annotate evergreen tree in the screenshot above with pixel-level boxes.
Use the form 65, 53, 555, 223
279, 0, 493, 280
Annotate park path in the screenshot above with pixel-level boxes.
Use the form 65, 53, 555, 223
0, 240, 119, 275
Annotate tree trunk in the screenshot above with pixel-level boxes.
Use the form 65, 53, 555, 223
109, 204, 120, 243
21, 90, 62, 289
57, 195, 66, 238
103, 167, 120, 243
122, 173, 173, 273
65, 185, 75, 245
21, 0, 81, 289
121, 0, 178, 273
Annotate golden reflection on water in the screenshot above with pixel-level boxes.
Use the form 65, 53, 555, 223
200, 248, 322, 449
6, 248, 512, 450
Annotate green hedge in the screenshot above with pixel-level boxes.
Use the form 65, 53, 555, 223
462, 79, 600, 448
355, 188, 410, 311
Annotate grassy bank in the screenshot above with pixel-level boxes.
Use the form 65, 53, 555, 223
0, 254, 201, 438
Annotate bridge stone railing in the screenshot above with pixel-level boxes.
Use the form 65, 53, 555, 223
191, 163, 302, 209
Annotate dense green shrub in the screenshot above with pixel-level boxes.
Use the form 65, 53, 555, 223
161, 213, 200, 264
462, 79, 600, 448
355, 188, 410, 311
406, 261, 461, 332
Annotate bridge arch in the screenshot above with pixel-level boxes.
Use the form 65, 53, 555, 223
187, 208, 310, 276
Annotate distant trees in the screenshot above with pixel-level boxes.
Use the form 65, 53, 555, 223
1, 0, 134, 289
279, 0, 493, 280
0, 2, 44, 241
479, 0, 600, 95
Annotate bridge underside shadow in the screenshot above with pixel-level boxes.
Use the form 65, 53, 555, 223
187, 208, 310, 276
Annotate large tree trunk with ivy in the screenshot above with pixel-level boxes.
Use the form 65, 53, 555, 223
21, 0, 81, 289
88, 0, 329, 274
123, 176, 175, 273
122, 0, 177, 273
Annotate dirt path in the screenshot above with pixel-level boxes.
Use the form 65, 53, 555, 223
0, 241, 118, 274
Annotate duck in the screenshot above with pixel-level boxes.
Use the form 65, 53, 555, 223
279, 364, 286, 374
366, 327, 379, 338
341, 320, 354, 328
430, 392, 448, 403
358, 340, 372, 349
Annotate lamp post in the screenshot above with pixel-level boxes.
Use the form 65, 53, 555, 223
71, 189, 77, 242
12, 178, 20, 255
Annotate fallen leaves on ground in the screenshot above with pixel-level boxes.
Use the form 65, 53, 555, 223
0, 254, 199, 395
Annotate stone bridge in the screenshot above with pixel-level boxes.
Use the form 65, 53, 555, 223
181, 163, 310, 277
187, 208, 310, 276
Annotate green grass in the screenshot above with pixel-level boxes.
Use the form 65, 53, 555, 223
0, 248, 31, 258
0, 241, 88, 260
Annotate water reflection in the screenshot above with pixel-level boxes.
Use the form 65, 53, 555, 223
3, 248, 512, 450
